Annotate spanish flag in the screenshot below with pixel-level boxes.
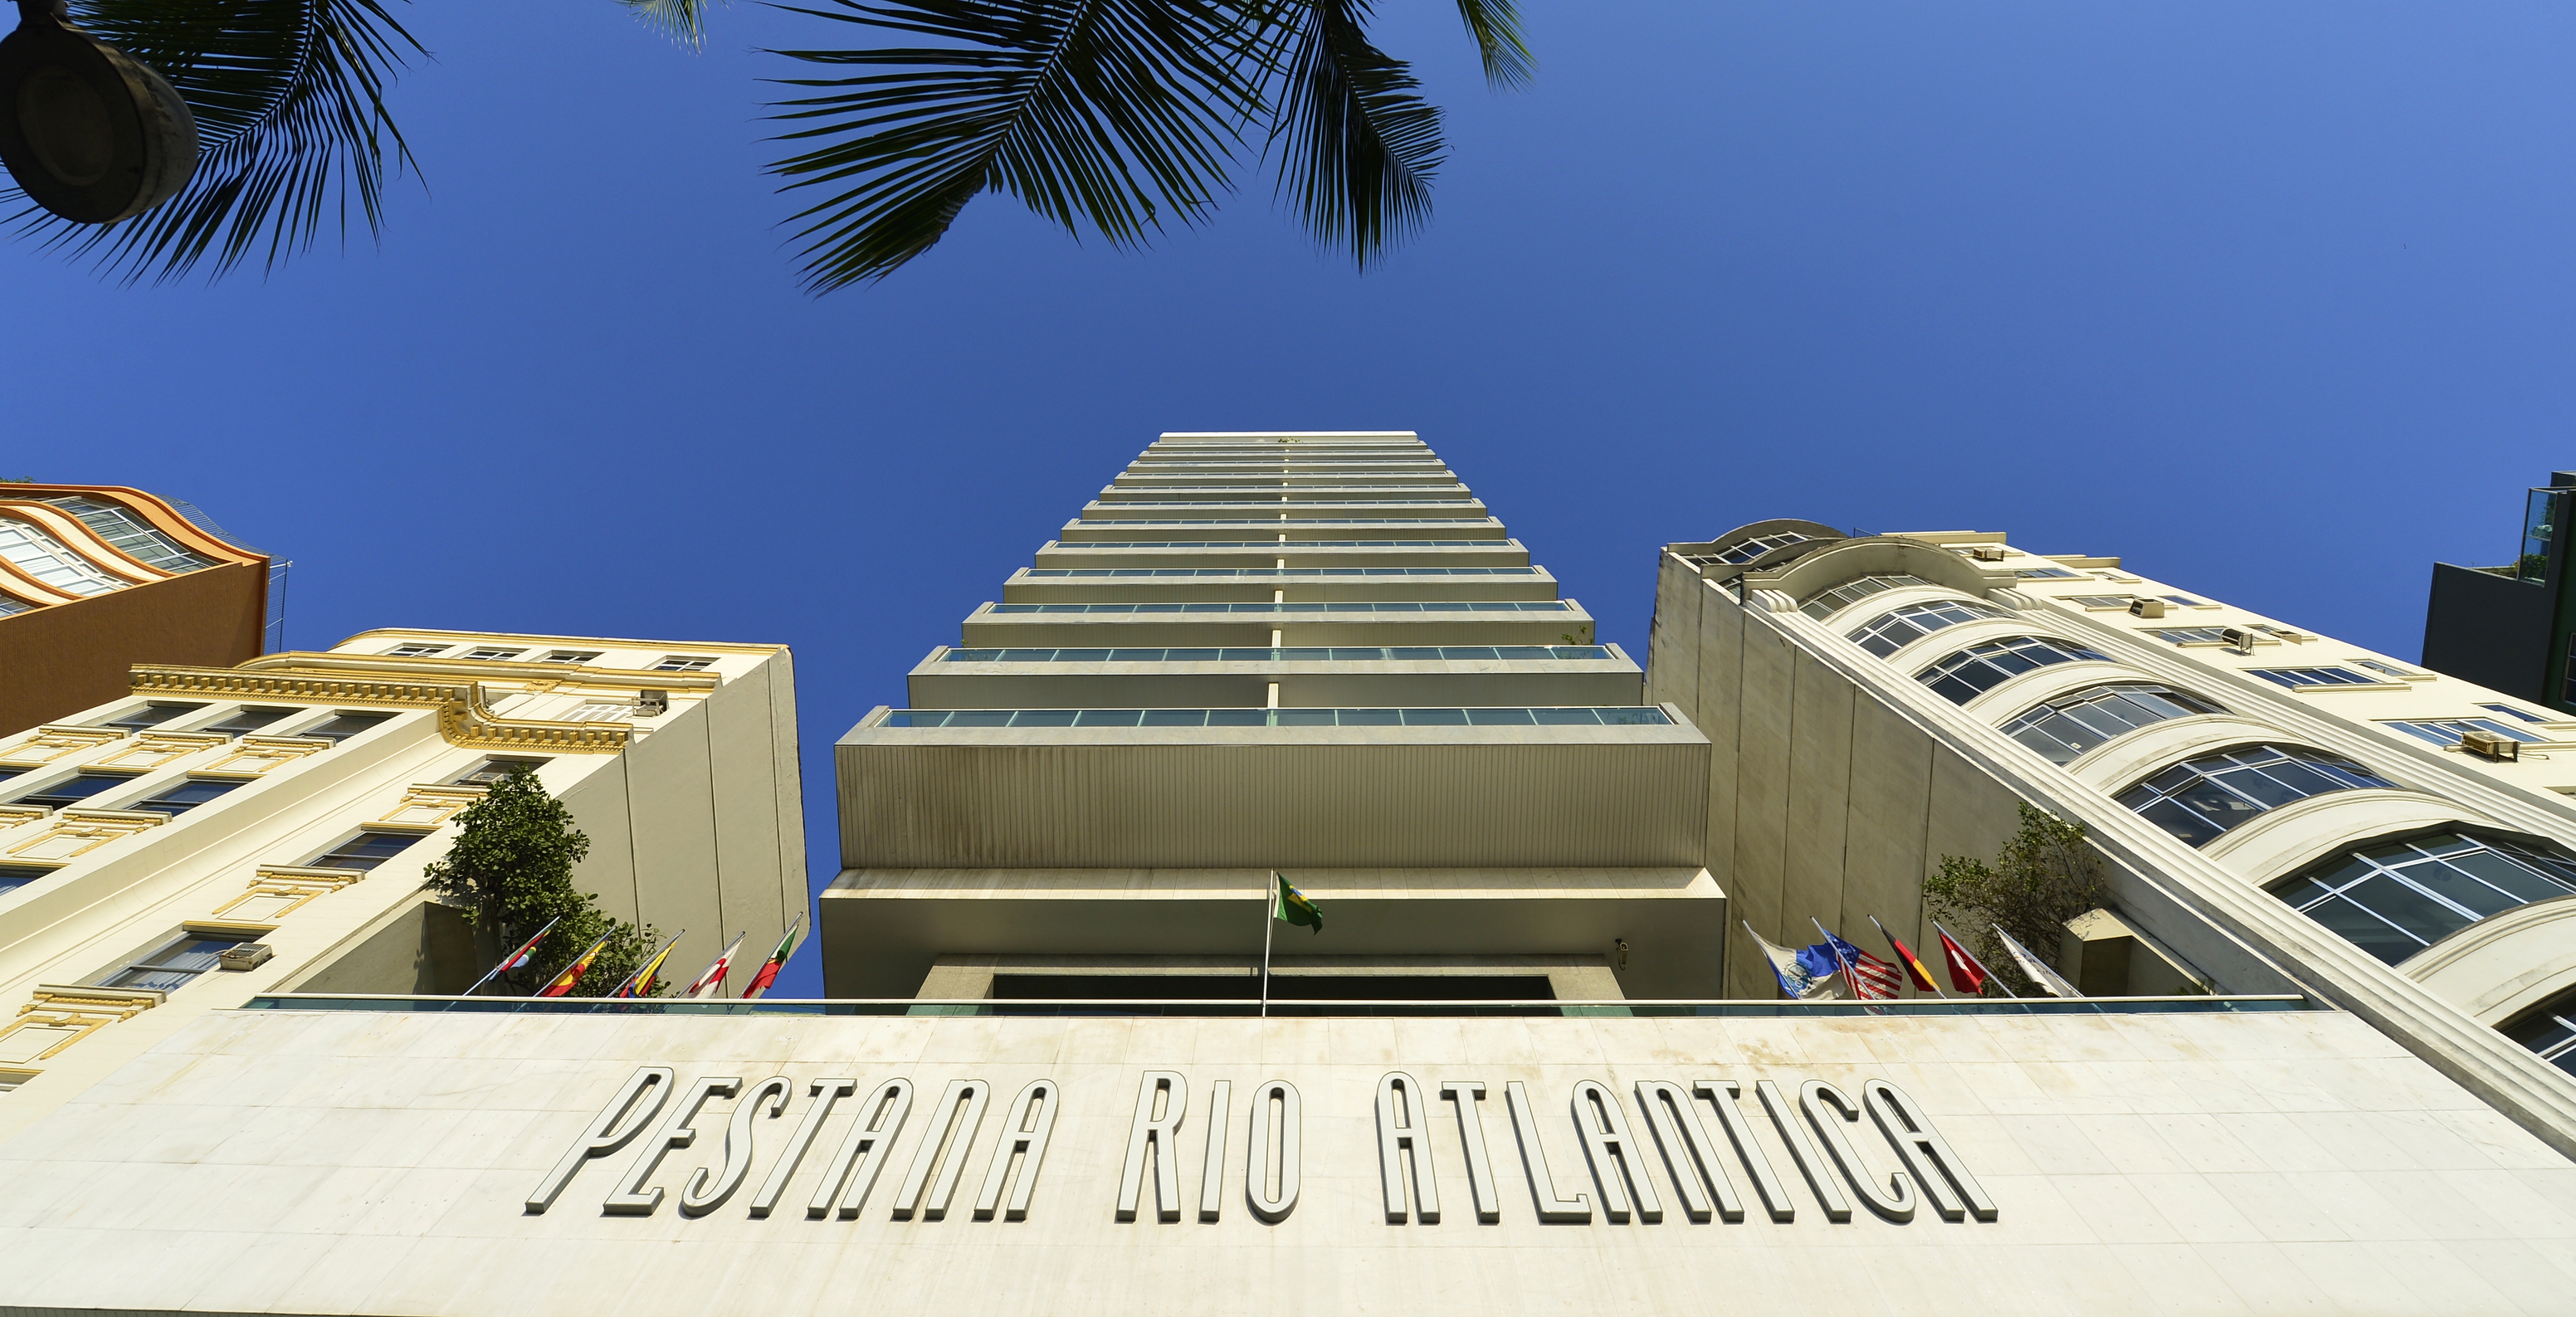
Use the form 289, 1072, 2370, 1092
1272, 872, 1322, 934
535, 934, 613, 998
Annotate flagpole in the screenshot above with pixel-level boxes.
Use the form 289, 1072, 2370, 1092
1938, 919, 2016, 998
1259, 873, 1276, 1019
1811, 917, 1871, 1012
604, 929, 683, 1000
457, 916, 559, 1001
1870, 915, 1945, 998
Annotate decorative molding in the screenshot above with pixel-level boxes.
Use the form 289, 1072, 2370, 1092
0, 985, 166, 1064
197, 735, 333, 777
3, 809, 167, 861
94, 731, 227, 771
215, 868, 367, 922
0, 726, 125, 767
0, 805, 47, 832
375, 784, 486, 829
130, 666, 632, 754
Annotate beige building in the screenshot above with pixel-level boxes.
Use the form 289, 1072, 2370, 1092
0, 628, 806, 1136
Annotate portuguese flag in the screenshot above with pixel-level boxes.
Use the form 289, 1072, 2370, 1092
1272, 872, 1322, 934
740, 915, 806, 1000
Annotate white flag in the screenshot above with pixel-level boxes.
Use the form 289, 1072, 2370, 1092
1993, 924, 2081, 998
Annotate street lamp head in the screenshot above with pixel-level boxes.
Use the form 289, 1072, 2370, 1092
0, 0, 196, 223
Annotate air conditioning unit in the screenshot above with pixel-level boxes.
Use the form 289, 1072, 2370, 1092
217, 944, 274, 972
2461, 729, 2521, 762
1968, 544, 2008, 562
2219, 627, 2257, 654
632, 689, 669, 718
2128, 598, 2167, 619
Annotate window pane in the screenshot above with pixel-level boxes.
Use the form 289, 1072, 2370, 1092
2444, 850, 2576, 905
134, 778, 242, 815
14, 773, 135, 809
310, 832, 422, 871
2300, 895, 2430, 965
2340, 875, 2474, 949
102, 703, 206, 732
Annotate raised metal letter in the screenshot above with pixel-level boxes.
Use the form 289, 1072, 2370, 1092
1636, 1080, 1742, 1223
1198, 1079, 1231, 1222
1755, 1078, 1850, 1222
811, 1078, 914, 1219
1117, 1071, 1188, 1222
607, 1076, 738, 1216
1799, 1080, 1913, 1222
1245, 1079, 1300, 1222
1376, 1071, 1441, 1224
1441, 1080, 1502, 1223
1694, 1079, 1794, 1222
751, 1077, 857, 1218
526, 1066, 673, 1213
973, 1079, 1059, 1221
892, 1078, 990, 1220
1571, 1080, 1662, 1223
681, 1075, 789, 1217
1864, 1079, 1997, 1222
1504, 1080, 1590, 1223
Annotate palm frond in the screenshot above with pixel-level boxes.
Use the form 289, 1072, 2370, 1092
619, 0, 717, 49
1268, 0, 1438, 268
765, 0, 1271, 291
1450, 0, 1528, 90
7, 0, 422, 283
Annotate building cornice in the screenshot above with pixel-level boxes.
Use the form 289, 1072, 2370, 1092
129, 664, 632, 754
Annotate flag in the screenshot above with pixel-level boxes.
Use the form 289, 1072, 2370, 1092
1934, 921, 1999, 996
682, 932, 747, 998
1994, 924, 2081, 998
535, 934, 614, 998
1272, 872, 1322, 934
1746, 923, 1838, 999
609, 929, 683, 1000
1816, 923, 1904, 1001
1871, 916, 1942, 995
741, 915, 805, 1000
461, 916, 561, 998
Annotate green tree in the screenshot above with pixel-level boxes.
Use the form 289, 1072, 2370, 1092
10, 0, 1528, 288
422, 768, 662, 997
1921, 803, 2109, 996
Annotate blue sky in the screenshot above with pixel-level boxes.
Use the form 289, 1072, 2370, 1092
7, 2, 2570, 996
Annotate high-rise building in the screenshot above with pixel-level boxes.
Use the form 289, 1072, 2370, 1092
2423, 469, 2576, 711
0, 629, 806, 1135
0, 483, 273, 735
826, 432, 1722, 1000
1648, 522, 2576, 1148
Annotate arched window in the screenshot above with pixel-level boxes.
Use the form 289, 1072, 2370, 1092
2120, 744, 2393, 846
0, 517, 120, 596
1798, 574, 1930, 621
1999, 683, 2227, 763
1915, 637, 2110, 704
1848, 599, 2007, 657
2273, 832, 2576, 966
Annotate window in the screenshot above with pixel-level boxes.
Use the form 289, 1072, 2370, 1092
305, 831, 423, 871
200, 706, 298, 737
129, 778, 243, 816
451, 758, 546, 786
0, 517, 121, 595
291, 712, 393, 744
2156, 627, 2234, 645
2507, 988, 2576, 1077
2275, 832, 2576, 966
2354, 659, 2417, 679
541, 650, 603, 664
1915, 637, 2111, 704
1699, 531, 1820, 565
41, 496, 212, 573
2119, 744, 2395, 846
0, 865, 51, 895
651, 656, 717, 672
2249, 667, 2382, 689
2015, 566, 2081, 579
1999, 684, 2228, 764
100, 929, 261, 992
100, 702, 207, 732
2382, 719, 2544, 749
560, 704, 630, 722
0, 594, 29, 616
2066, 595, 2132, 608
2483, 703, 2553, 724
464, 646, 524, 661
386, 643, 448, 657
12, 773, 141, 810
1797, 574, 1930, 621
1847, 599, 2006, 657
2164, 594, 2208, 607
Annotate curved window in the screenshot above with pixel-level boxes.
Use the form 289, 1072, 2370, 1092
2000, 684, 2228, 763
1849, 599, 2006, 657
2274, 833, 2576, 966
2506, 987, 2576, 1076
42, 496, 212, 573
0, 518, 120, 596
1705, 531, 1821, 565
2119, 744, 2395, 846
1798, 574, 1930, 621
1915, 637, 2110, 704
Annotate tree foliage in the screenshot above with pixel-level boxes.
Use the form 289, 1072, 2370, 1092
1922, 803, 2109, 995
422, 768, 663, 997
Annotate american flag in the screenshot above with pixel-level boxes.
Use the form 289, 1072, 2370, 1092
1817, 924, 1905, 1000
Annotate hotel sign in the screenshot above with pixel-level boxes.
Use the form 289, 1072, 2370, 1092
529, 1067, 1998, 1227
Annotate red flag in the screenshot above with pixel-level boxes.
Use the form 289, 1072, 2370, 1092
535, 935, 613, 998
1873, 918, 1942, 994
740, 915, 804, 1001
682, 932, 747, 998
1934, 923, 1991, 996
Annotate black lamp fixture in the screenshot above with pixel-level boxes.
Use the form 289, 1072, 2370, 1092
0, 0, 196, 223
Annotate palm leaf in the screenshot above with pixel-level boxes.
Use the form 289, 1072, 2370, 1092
618, 0, 719, 48
1450, 0, 1528, 89
1266, 0, 1438, 268
765, 0, 1274, 290
7, 0, 422, 282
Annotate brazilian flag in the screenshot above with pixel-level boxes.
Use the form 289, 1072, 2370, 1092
1272, 871, 1322, 934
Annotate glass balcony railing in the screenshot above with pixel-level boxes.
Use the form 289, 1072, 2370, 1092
986, 601, 1572, 615
1074, 517, 1494, 526
243, 993, 2315, 1019
1053, 539, 1510, 549
942, 645, 1615, 662
880, 706, 1674, 728
1093, 495, 1476, 505
1023, 567, 1539, 578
